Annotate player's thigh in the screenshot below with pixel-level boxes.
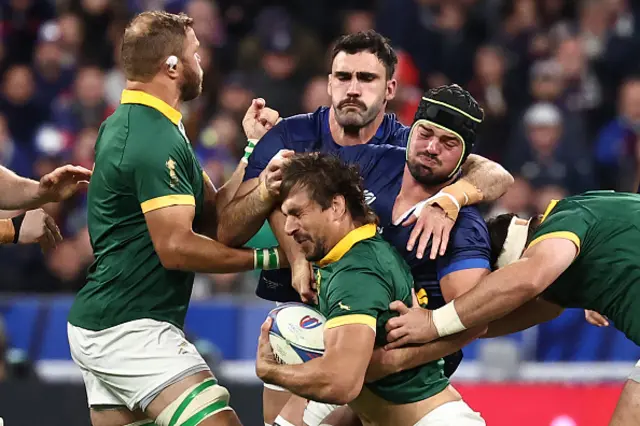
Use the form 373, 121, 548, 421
610, 378, 640, 426
303, 401, 341, 426
263, 385, 293, 425
314, 405, 361, 426
90, 406, 151, 426
415, 401, 485, 426
272, 393, 307, 426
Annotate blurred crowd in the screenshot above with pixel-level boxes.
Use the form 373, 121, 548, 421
1, 0, 640, 295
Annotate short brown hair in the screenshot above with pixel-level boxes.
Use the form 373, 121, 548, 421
121, 11, 193, 82
280, 152, 378, 226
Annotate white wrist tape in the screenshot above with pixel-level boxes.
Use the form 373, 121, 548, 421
412, 192, 460, 218
432, 301, 466, 337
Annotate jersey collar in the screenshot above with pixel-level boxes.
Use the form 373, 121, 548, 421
317, 223, 377, 267
120, 89, 182, 125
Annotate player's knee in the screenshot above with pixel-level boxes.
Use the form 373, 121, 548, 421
155, 378, 232, 426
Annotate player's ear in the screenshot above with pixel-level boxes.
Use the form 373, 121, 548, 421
327, 73, 332, 98
165, 55, 179, 80
386, 78, 397, 102
331, 195, 347, 220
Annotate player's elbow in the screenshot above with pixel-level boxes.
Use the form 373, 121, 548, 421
154, 232, 190, 270
325, 371, 364, 405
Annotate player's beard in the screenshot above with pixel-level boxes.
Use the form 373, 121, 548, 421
407, 154, 453, 186
333, 95, 384, 136
298, 236, 328, 262
179, 62, 203, 102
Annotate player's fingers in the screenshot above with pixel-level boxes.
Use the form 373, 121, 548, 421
254, 98, 266, 110
439, 223, 452, 256
389, 300, 410, 315
384, 334, 409, 350
406, 219, 426, 251
415, 223, 434, 260
385, 316, 403, 332
261, 317, 272, 335
45, 215, 63, 243
39, 228, 56, 253
279, 149, 295, 159
428, 227, 442, 260
402, 214, 417, 227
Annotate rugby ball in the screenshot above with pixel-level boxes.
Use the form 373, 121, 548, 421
267, 302, 326, 365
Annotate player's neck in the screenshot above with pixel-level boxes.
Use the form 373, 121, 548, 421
125, 80, 181, 112
328, 107, 385, 146
394, 166, 451, 217
326, 218, 362, 253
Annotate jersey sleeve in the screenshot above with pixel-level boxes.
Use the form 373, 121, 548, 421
129, 135, 196, 214
436, 208, 491, 280
324, 268, 392, 333
528, 200, 590, 252
244, 122, 288, 181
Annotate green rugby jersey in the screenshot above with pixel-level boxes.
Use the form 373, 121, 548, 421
316, 223, 449, 404
530, 190, 640, 344
68, 90, 207, 331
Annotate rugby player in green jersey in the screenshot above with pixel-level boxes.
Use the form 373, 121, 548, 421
255, 153, 486, 426
67, 11, 288, 426
386, 190, 640, 425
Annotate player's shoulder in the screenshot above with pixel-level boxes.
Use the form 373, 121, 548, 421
456, 206, 488, 230
276, 106, 328, 146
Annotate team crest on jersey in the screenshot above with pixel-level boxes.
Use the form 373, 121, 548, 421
166, 158, 179, 187
364, 190, 376, 205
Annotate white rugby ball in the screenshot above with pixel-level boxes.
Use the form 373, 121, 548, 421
267, 302, 326, 365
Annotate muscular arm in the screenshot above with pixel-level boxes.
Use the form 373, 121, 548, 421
458, 154, 514, 203
0, 166, 41, 210
263, 324, 374, 405
215, 161, 248, 216
372, 269, 489, 377
145, 204, 257, 273
444, 238, 576, 333
482, 298, 564, 338
216, 177, 276, 247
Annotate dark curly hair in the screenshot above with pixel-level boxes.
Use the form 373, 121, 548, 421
279, 152, 378, 226
332, 30, 398, 80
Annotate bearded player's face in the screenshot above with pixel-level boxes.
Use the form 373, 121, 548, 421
179, 28, 204, 102
407, 123, 464, 186
281, 188, 333, 262
328, 51, 396, 131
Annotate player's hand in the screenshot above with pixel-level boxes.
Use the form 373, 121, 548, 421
259, 150, 295, 199
242, 98, 282, 141
403, 203, 454, 260
18, 209, 63, 252
38, 164, 92, 204
384, 290, 438, 349
255, 317, 279, 383
292, 259, 317, 304
585, 310, 609, 327
365, 347, 400, 383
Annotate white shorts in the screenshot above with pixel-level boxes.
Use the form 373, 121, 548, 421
304, 401, 340, 426
304, 400, 484, 426
415, 401, 485, 426
68, 318, 210, 411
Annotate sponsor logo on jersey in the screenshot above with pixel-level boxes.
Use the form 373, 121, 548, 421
300, 315, 323, 329
364, 190, 376, 205
416, 288, 429, 307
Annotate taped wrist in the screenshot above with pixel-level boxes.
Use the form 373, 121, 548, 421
429, 180, 483, 220
11, 213, 26, 244
241, 139, 258, 163
432, 301, 467, 338
254, 248, 280, 270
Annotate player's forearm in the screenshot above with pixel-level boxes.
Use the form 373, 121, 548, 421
161, 230, 258, 273
482, 298, 563, 338
0, 167, 41, 210
216, 178, 276, 247
458, 154, 514, 203
388, 327, 484, 373
442, 260, 541, 334
215, 161, 247, 215
263, 358, 361, 405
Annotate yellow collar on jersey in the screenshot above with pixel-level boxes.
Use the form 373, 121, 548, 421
120, 89, 182, 125
317, 223, 377, 267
